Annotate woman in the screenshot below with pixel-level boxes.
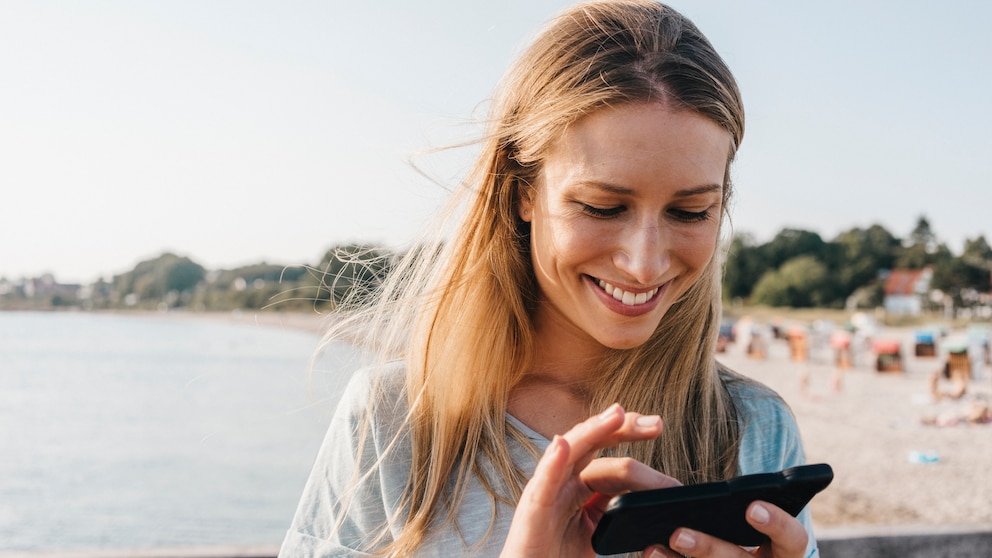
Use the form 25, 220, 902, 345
281, 1, 818, 556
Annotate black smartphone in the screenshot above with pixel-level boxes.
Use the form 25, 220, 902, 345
591, 463, 833, 555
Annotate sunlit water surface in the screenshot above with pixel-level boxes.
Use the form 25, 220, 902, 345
0, 311, 357, 551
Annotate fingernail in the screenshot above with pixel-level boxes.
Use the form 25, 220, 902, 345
646, 548, 666, 558
673, 530, 696, 551
598, 403, 621, 421
545, 435, 560, 456
635, 415, 661, 430
749, 503, 770, 525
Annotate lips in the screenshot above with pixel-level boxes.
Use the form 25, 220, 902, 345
596, 278, 660, 306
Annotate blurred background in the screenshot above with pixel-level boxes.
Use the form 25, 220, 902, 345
1, 0, 990, 554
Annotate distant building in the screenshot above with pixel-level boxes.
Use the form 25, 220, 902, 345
883, 267, 932, 316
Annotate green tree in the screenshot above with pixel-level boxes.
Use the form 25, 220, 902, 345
750, 255, 830, 308
763, 228, 827, 269
166, 259, 206, 293
112, 252, 205, 307
896, 215, 946, 268
308, 244, 396, 307
722, 233, 768, 300
212, 263, 307, 287
962, 235, 992, 268
830, 224, 899, 301
909, 215, 937, 248
931, 235, 992, 306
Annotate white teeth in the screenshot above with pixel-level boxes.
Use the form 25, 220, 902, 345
597, 279, 659, 306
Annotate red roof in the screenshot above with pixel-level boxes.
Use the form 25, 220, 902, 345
884, 269, 925, 296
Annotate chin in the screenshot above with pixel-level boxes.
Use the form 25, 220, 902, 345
596, 310, 669, 350
596, 330, 657, 351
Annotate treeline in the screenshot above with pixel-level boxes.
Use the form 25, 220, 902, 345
0, 244, 395, 313
3, 215, 990, 314
724, 216, 991, 309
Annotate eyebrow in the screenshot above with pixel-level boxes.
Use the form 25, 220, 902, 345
673, 184, 724, 197
583, 182, 723, 197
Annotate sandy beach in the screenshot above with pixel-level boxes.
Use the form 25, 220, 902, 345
717, 326, 992, 533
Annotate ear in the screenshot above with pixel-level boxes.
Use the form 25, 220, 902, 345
517, 186, 534, 223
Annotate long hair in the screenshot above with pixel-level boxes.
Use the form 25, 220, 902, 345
321, 1, 747, 555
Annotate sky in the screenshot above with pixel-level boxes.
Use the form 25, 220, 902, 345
2, 0, 990, 284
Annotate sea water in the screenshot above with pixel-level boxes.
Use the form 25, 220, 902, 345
0, 311, 358, 551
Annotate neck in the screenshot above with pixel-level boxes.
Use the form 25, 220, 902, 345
507, 309, 609, 438
507, 374, 594, 439
528, 301, 609, 383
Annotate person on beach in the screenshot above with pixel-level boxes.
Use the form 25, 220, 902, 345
280, 1, 817, 557
928, 350, 972, 401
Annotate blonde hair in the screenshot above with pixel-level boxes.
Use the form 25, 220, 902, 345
322, 1, 746, 555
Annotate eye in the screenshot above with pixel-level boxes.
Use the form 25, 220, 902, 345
670, 208, 712, 223
581, 204, 625, 219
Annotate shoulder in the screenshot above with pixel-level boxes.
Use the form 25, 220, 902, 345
722, 371, 794, 430
719, 367, 821, 558
719, 366, 806, 475
281, 361, 412, 555
340, 359, 406, 400
335, 360, 406, 417
333, 360, 409, 443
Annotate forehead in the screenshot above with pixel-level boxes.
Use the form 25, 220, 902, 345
543, 103, 732, 191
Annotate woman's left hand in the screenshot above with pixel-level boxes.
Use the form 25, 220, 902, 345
644, 500, 809, 558
500, 403, 681, 558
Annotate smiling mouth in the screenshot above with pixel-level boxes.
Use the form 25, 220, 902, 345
596, 278, 660, 306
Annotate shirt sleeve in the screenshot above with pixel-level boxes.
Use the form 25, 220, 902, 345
733, 381, 820, 558
278, 366, 406, 557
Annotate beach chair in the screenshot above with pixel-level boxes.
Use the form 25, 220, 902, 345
913, 329, 937, 357
873, 338, 903, 373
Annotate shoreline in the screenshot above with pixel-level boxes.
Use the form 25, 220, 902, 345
0, 307, 331, 335
97, 308, 332, 335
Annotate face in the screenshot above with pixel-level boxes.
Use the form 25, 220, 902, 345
519, 102, 731, 353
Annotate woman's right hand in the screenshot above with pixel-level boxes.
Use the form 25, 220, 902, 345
500, 404, 681, 558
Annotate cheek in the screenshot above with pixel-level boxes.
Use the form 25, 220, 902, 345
533, 212, 605, 271
672, 225, 720, 270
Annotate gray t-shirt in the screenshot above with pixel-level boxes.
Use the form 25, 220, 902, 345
279, 362, 819, 557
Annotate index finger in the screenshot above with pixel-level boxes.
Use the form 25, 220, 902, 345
560, 404, 663, 472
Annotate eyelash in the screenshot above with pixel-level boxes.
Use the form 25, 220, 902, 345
581, 204, 712, 223
581, 204, 625, 218
671, 209, 712, 223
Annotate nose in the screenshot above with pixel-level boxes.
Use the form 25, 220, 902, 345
612, 221, 670, 286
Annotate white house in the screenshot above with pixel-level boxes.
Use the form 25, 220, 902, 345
883, 267, 932, 316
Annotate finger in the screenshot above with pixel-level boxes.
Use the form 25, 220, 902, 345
582, 492, 614, 526
669, 527, 728, 557
746, 501, 808, 557
667, 503, 809, 557
580, 456, 682, 496
572, 410, 663, 473
669, 526, 766, 557
643, 545, 681, 558
561, 404, 663, 470
519, 435, 573, 510
580, 457, 681, 524
502, 436, 575, 553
